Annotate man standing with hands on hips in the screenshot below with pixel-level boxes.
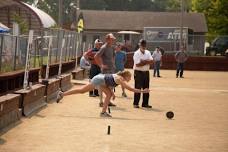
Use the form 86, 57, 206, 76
133, 39, 153, 108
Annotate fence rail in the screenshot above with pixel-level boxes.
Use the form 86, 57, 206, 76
0, 28, 83, 74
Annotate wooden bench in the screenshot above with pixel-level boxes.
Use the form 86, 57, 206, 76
0, 68, 40, 96
0, 94, 21, 130
14, 84, 46, 116
72, 68, 85, 80
59, 74, 72, 92
41, 78, 61, 102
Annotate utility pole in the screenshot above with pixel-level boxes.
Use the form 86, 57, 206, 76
58, 0, 63, 27
180, 0, 184, 49
77, 0, 80, 10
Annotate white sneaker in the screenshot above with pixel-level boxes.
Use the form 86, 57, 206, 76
100, 112, 112, 117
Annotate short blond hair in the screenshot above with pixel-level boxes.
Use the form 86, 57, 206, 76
116, 70, 131, 79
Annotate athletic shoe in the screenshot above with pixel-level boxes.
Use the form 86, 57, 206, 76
142, 105, 152, 108
108, 102, 116, 107
100, 112, 112, 117
133, 105, 140, 108
89, 94, 96, 97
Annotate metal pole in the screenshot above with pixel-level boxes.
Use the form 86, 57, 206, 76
180, 0, 184, 49
82, 41, 85, 55
23, 30, 33, 89
58, 0, 63, 27
77, 0, 80, 9
75, 37, 79, 69
0, 35, 4, 72
56, 30, 60, 62
58, 38, 65, 76
45, 37, 53, 79
13, 36, 17, 70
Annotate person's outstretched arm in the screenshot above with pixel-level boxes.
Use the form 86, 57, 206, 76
117, 79, 150, 93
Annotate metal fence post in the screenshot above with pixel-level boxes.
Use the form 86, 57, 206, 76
0, 35, 4, 72
56, 29, 60, 63
13, 36, 18, 70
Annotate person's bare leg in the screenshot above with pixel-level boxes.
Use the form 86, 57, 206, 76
99, 88, 103, 106
63, 84, 95, 96
100, 86, 112, 113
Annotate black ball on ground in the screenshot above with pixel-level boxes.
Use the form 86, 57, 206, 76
166, 111, 174, 119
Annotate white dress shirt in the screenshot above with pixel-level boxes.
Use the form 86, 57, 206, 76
152, 50, 162, 61
133, 49, 153, 71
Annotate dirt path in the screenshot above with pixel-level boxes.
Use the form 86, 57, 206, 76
1, 70, 228, 152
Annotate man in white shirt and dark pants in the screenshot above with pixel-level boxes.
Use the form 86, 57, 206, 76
133, 39, 153, 108
152, 46, 162, 77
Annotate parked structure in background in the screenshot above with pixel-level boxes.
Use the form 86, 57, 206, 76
0, 22, 10, 33
78, 10, 207, 54
206, 36, 228, 56
0, 0, 56, 34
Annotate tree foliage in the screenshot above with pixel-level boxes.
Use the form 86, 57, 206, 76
21, 0, 228, 35
192, 0, 228, 36
22, 0, 186, 23
12, 13, 28, 34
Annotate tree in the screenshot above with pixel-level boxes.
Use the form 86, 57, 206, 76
192, 0, 228, 36
80, 0, 107, 10
12, 13, 28, 34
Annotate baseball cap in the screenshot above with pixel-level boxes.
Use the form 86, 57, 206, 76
105, 33, 116, 39
94, 39, 103, 45
139, 39, 147, 47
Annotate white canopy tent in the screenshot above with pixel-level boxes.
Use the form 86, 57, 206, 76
0, 22, 10, 33
117, 31, 140, 34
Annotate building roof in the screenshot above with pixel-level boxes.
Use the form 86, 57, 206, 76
0, 22, 9, 30
80, 10, 208, 33
22, 2, 56, 28
0, 22, 10, 33
0, 0, 56, 29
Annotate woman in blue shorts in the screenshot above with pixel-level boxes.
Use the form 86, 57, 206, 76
61, 70, 150, 117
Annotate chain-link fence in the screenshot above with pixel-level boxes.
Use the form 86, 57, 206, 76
0, 28, 82, 74
82, 31, 228, 57
145, 34, 205, 56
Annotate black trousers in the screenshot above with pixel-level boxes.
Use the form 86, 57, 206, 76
133, 70, 150, 106
89, 64, 101, 95
153, 61, 161, 77
176, 62, 184, 77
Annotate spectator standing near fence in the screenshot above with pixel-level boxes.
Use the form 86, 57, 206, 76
133, 39, 153, 108
85, 39, 103, 97
175, 46, 188, 78
115, 42, 127, 97
152, 46, 162, 77
80, 53, 91, 71
95, 33, 116, 107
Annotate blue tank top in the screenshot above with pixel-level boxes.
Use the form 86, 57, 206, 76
104, 74, 118, 87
